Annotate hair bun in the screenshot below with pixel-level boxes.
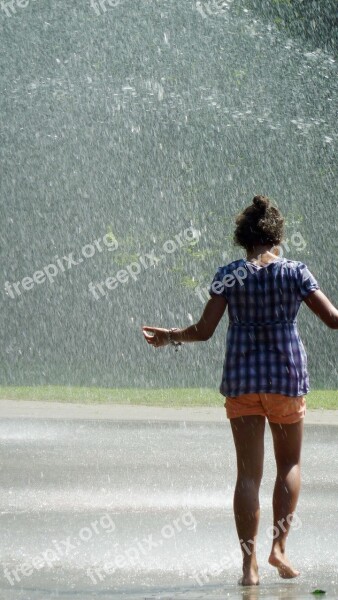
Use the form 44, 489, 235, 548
252, 195, 270, 211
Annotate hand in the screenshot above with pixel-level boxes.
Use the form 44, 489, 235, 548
142, 326, 170, 348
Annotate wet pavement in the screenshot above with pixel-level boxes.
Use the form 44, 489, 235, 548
0, 404, 337, 599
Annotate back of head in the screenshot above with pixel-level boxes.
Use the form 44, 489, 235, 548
234, 195, 285, 251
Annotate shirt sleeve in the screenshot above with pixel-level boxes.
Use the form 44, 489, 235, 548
297, 262, 320, 299
208, 266, 227, 299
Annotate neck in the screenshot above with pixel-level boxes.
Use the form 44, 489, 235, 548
246, 245, 280, 263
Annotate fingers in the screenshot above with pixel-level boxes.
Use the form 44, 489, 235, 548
143, 331, 154, 340
142, 332, 156, 344
142, 326, 157, 346
142, 327, 157, 340
145, 335, 158, 347
141, 326, 168, 348
142, 326, 166, 333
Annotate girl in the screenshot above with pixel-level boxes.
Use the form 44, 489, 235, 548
142, 195, 338, 586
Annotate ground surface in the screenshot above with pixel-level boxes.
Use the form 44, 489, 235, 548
1, 399, 338, 424
0, 402, 337, 599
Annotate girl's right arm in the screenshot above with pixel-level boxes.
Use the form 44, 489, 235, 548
304, 290, 338, 329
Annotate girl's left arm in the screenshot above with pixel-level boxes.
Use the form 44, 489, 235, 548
142, 295, 227, 348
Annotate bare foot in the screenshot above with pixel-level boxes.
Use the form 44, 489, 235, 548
268, 549, 300, 579
238, 561, 259, 586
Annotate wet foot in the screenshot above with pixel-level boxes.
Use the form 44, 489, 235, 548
268, 549, 300, 578
238, 562, 259, 586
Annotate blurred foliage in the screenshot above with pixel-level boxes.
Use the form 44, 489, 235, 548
1, 386, 337, 409
106, 203, 313, 295
237, 0, 337, 55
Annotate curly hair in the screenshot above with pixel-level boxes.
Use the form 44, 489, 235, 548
233, 195, 285, 252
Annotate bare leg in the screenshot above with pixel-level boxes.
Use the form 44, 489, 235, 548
230, 415, 266, 586
268, 419, 303, 578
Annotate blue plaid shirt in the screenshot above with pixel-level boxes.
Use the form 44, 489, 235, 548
208, 258, 320, 398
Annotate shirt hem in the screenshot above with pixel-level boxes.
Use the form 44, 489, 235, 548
220, 387, 309, 398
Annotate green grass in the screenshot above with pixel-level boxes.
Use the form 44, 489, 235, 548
0, 386, 337, 410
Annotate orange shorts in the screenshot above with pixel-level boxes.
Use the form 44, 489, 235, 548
224, 392, 306, 424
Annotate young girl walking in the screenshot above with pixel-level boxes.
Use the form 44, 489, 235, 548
142, 195, 338, 586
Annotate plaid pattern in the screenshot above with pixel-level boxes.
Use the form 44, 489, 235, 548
208, 258, 320, 398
